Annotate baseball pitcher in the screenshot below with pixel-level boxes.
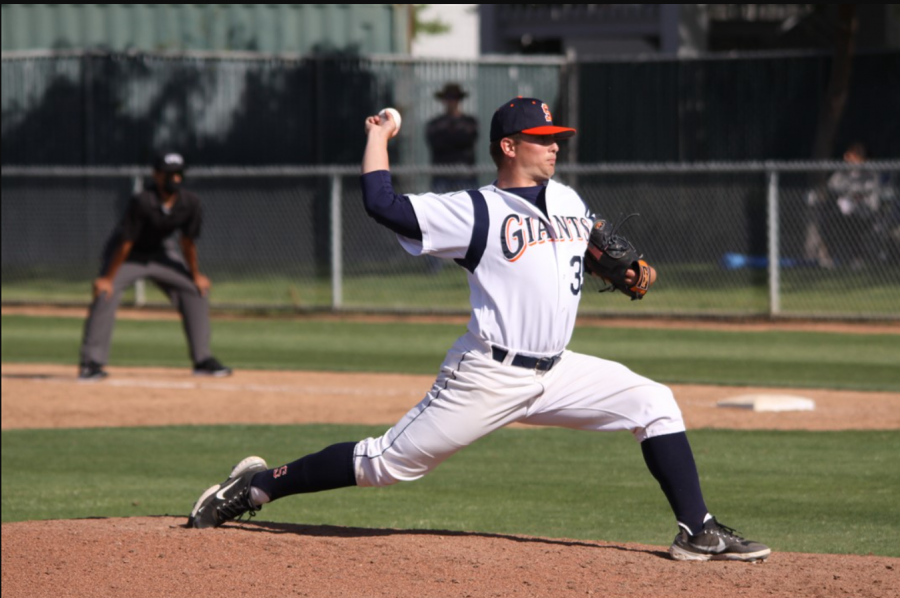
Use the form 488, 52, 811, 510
188, 98, 770, 563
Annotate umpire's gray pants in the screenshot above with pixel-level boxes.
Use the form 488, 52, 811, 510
80, 259, 212, 366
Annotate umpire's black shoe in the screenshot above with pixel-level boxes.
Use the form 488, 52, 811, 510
669, 517, 771, 562
188, 456, 268, 529
78, 361, 108, 381
192, 357, 232, 377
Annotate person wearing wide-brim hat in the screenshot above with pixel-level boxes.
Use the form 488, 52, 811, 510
434, 82, 468, 100
426, 82, 478, 186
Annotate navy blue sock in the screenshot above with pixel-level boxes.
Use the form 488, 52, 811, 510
250, 441, 357, 502
640, 432, 708, 534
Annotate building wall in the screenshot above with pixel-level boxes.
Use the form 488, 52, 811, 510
479, 4, 900, 57
0, 4, 410, 55
411, 4, 479, 59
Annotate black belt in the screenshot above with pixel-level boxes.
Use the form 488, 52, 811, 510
491, 346, 561, 372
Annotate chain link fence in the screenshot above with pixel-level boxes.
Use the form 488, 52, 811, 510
4, 50, 899, 167
0, 51, 568, 167
3, 162, 898, 320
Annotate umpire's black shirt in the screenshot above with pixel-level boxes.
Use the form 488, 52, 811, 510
108, 183, 203, 262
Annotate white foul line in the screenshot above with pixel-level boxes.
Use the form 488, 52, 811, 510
14, 375, 413, 397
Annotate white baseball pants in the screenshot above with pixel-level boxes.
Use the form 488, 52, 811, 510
353, 332, 686, 487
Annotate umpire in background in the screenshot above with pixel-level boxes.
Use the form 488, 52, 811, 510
78, 152, 231, 380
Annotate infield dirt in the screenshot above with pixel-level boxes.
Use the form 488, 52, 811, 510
2, 362, 899, 597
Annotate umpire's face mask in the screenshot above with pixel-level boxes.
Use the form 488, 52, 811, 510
163, 173, 183, 194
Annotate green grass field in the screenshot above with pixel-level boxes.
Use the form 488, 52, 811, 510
2, 425, 898, 556
2, 315, 898, 390
2, 314, 899, 557
4, 261, 900, 315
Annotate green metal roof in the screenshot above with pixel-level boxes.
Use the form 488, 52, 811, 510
1, 4, 410, 54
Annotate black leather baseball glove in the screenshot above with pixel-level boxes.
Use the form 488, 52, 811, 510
583, 218, 652, 300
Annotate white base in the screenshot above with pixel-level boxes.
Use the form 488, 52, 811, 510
717, 394, 816, 412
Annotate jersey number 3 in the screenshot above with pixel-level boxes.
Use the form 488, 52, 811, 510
570, 255, 583, 296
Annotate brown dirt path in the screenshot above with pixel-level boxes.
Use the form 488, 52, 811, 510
3, 363, 898, 431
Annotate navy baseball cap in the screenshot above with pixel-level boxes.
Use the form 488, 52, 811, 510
153, 152, 186, 173
490, 97, 576, 142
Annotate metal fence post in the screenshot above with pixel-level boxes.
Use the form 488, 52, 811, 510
134, 280, 147, 307
767, 170, 781, 317
565, 48, 579, 190
131, 175, 146, 307
330, 173, 343, 310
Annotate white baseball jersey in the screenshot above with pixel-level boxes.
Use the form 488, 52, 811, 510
398, 178, 593, 356
353, 179, 685, 488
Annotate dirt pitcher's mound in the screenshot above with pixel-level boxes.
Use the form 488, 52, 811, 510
2, 517, 897, 598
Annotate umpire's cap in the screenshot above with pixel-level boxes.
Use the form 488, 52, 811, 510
490, 97, 576, 142
153, 152, 186, 173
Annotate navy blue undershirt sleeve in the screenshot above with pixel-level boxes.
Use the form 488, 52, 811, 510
360, 170, 422, 241
501, 185, 547, 218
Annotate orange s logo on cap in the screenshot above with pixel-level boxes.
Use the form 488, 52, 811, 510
541, 103, 553, 123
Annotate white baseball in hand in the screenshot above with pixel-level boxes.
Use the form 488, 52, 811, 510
378, 107, 402, 137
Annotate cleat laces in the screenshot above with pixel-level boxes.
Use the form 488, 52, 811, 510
706, 520, 742, 540
215, 488, 261, 525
